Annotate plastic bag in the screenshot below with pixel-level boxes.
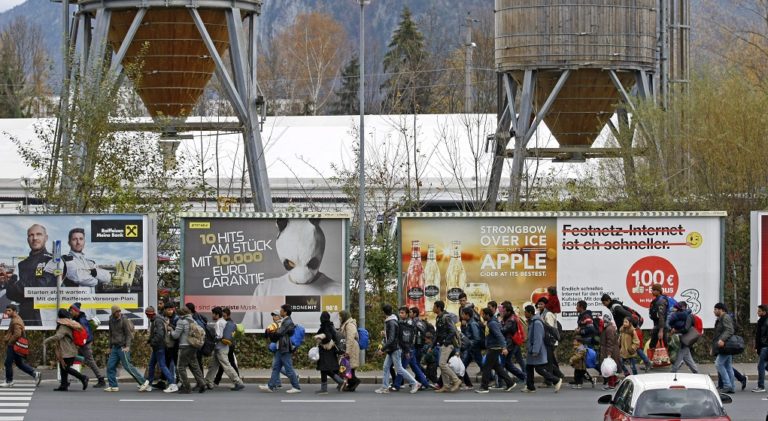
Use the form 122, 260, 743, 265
601, 356, 617, 378
308, 346, 320, 362
448, 355, 465, 377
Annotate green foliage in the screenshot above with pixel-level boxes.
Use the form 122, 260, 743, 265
330, 55, 360, 115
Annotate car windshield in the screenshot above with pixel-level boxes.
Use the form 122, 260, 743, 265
633, 388, 725, 418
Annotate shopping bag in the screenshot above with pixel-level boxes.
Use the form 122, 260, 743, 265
308, 346, 320, 362
652, 339, 671, 367
600, 357, 618, 378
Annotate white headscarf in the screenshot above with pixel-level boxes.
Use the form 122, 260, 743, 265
602, 312, 615, 327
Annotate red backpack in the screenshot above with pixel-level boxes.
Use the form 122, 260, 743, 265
692, 314, 703, 335
72, 327, 88, 347
595, 316, 605, 334
510, 315, 526, 346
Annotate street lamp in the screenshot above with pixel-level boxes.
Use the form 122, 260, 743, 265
358, 0, 370, 366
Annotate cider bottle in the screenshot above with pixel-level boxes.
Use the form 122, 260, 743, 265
405, 240, 425, 315
445, 240, 466, 315
423, 244, 441, 323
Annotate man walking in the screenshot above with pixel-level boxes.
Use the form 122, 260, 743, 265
1, 304, 41, 387
142, 306, 177, 392
214, 307, 241, 386
754, 305, 768, 392
393, 306, 430, 391
537, 297, 565, 383
522, 305, 562, 393
260, 304, 301, 393
376, 304, 419, 394
205, 307, 245, 391
433, 300, 461, 393
459, 307, 483, 390
105, 306, 147, 392
649, 284, 670, 349
171, 306, 207, 394
476, 307, 516, 393
69, 302, 105, 387
500, 301, 527, 384
713, 302, 735, 394
669, 302, 699, 374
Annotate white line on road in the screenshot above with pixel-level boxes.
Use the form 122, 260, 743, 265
281, 400, 356, 403
0, 416, 24, 421
443, 399, 519, 403
119, 399, 195, 402
0, 404, 28, 407
0, 398, 30, 401
0, 390, 34, 393
0, 394, 32, 396
0, 410, 26, 414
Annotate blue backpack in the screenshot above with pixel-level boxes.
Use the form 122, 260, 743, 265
357, 327, 370, 350
290, 324, 305, 349
585, 347, 598, 369
664, 295, 678, 310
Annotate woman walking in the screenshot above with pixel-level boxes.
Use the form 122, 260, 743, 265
338, 310, 361, 391
44, 309, 89, 391
314, 311, 344, 394
600, 313, 620, 390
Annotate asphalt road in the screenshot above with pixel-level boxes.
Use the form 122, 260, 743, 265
13, 381, 767, 421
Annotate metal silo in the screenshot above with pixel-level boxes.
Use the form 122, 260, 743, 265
55, 0, 271, 211
487, 0, 689, 209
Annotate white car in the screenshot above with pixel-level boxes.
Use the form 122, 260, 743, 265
597, 373, 732, 421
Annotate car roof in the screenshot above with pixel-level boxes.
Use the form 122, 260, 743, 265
625, 373, 721, 408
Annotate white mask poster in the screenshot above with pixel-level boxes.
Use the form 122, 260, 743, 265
181, 213, 348, 331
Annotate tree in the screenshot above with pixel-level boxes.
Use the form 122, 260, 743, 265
0, 17, 50, 118
329, 55, 360, 115
380, 7, 431, 114
260, 12, 349, 115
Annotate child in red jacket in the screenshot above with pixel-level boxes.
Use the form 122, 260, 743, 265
545, 286, 561, 314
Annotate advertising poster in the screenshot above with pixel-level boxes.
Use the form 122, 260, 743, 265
751, 212, 768, 323
399, 212, 724, 329
399, 214, 557, 324
181, 213, 347, 332
0, 214, 151, 330
557, 215, 722, 329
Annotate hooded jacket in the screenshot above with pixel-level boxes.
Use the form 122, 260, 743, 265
171, 314, 193, 347
619, 323, 640, 359
382, 314, 399, 354
526, 314, 547, 366
148, 314, 168, 350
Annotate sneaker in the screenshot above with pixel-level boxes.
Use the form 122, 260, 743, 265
554, 379, 563, 393
460, 385, 473, 391
95, 379, 106, 388
0, 381, 13, 388
259, 385, 275, 393
505, 382, 518, 392
34, 372, 42, 387
741, 376, 748, 391
103, 387, 119, 392
571, 384, 583, 389
475, 388, 490, 394
520, 388, 536, 393
752, 387, 766, 393
163, 384, 178, 393
602, 385, 615, 391
410, 383, 420, 394
374, 387, 390, 394
285, 387, 301, 394
388, 386, 399, 392
231, 384, 245, 392
138, 380, 151, 392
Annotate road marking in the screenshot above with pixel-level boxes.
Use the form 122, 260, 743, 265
119, 399, 195, 402
0, 394, 31, 397
281, 400, 356, 403
0, 391, 33, 393
0, 417, 24, 421
0, 399, 30, 402
443, 399, 519, 403
0, 405, 27, 408
0, 410, 26, 414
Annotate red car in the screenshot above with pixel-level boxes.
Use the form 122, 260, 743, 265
598, 373, 732, 420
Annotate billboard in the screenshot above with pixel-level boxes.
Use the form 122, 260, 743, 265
398, 212, 724, 329
181, 213, 348, 332
751, 212, 768, 322
0, 214, 154, 330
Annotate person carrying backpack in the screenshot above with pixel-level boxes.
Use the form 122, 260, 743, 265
44, 309, 89, 391
259, 304, 301, 394
601, 294, 635, 330
171, 306, 207, 394
668, 302, 699, 374
213, 307, 241, 386
375, 304, 419, 394
649, 284, 670, 349
186, 302, 208, 370
141, 306, 177, 393
500, 301, 526, 383
459, 307, 484, 390
522, 305, 562, 393
158, 302, 179, 390
537, 298, 565, 385
69, 302, 105, 388
204, 307, 244, 391
576, 301, 598, 346
393, 306, 431, 391
105, 306, 147, 392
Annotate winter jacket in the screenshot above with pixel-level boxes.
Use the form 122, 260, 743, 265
274, 316, 296, 353
569, 345, 586, 370
600, 323, 620, 363
577, 310, 598, 343
44, 319, 81, 359
461, 318, 483, 351
315, 322, 340, 372
339, 318, 360, 369
756, 315, 768, 351
484, 318, 506, 350
108, 314, 134, 348
712, 312, 735, 355
526, 315, 547, 366
171, 315, 193, 347
4, 314, 24, 344
668, 309, 693, 333
435, 312, 457, 347
382, 314, 399, 354
148, 314, 167, 350
619, 324, 640, 359
607, 300, 634, 329
649, 295, 670, 326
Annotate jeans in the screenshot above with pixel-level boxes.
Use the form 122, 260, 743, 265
383, 349, 416, 388
177, 346, 206, 391
719, 368, 746, 388
481, 348, 514, 390
636, 348, 651, 366
715, 353, 734, 391
164, 345, 178, 383
622, 357, 638, 376
671, 346, 698, 374
147, 347, 174, 385
107, 345, 146, 388
78, 343, 104, 380
205, 346, 243, 386
504, 345, 526, 381
269, 350, 299, 390
394, 348, 430, 388
438, 345, 459, 387
460, 348, 484, 387
758, 347, 768, 389
5, 345, 35, 382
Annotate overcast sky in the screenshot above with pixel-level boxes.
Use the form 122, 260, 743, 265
0, 1, 26, 13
